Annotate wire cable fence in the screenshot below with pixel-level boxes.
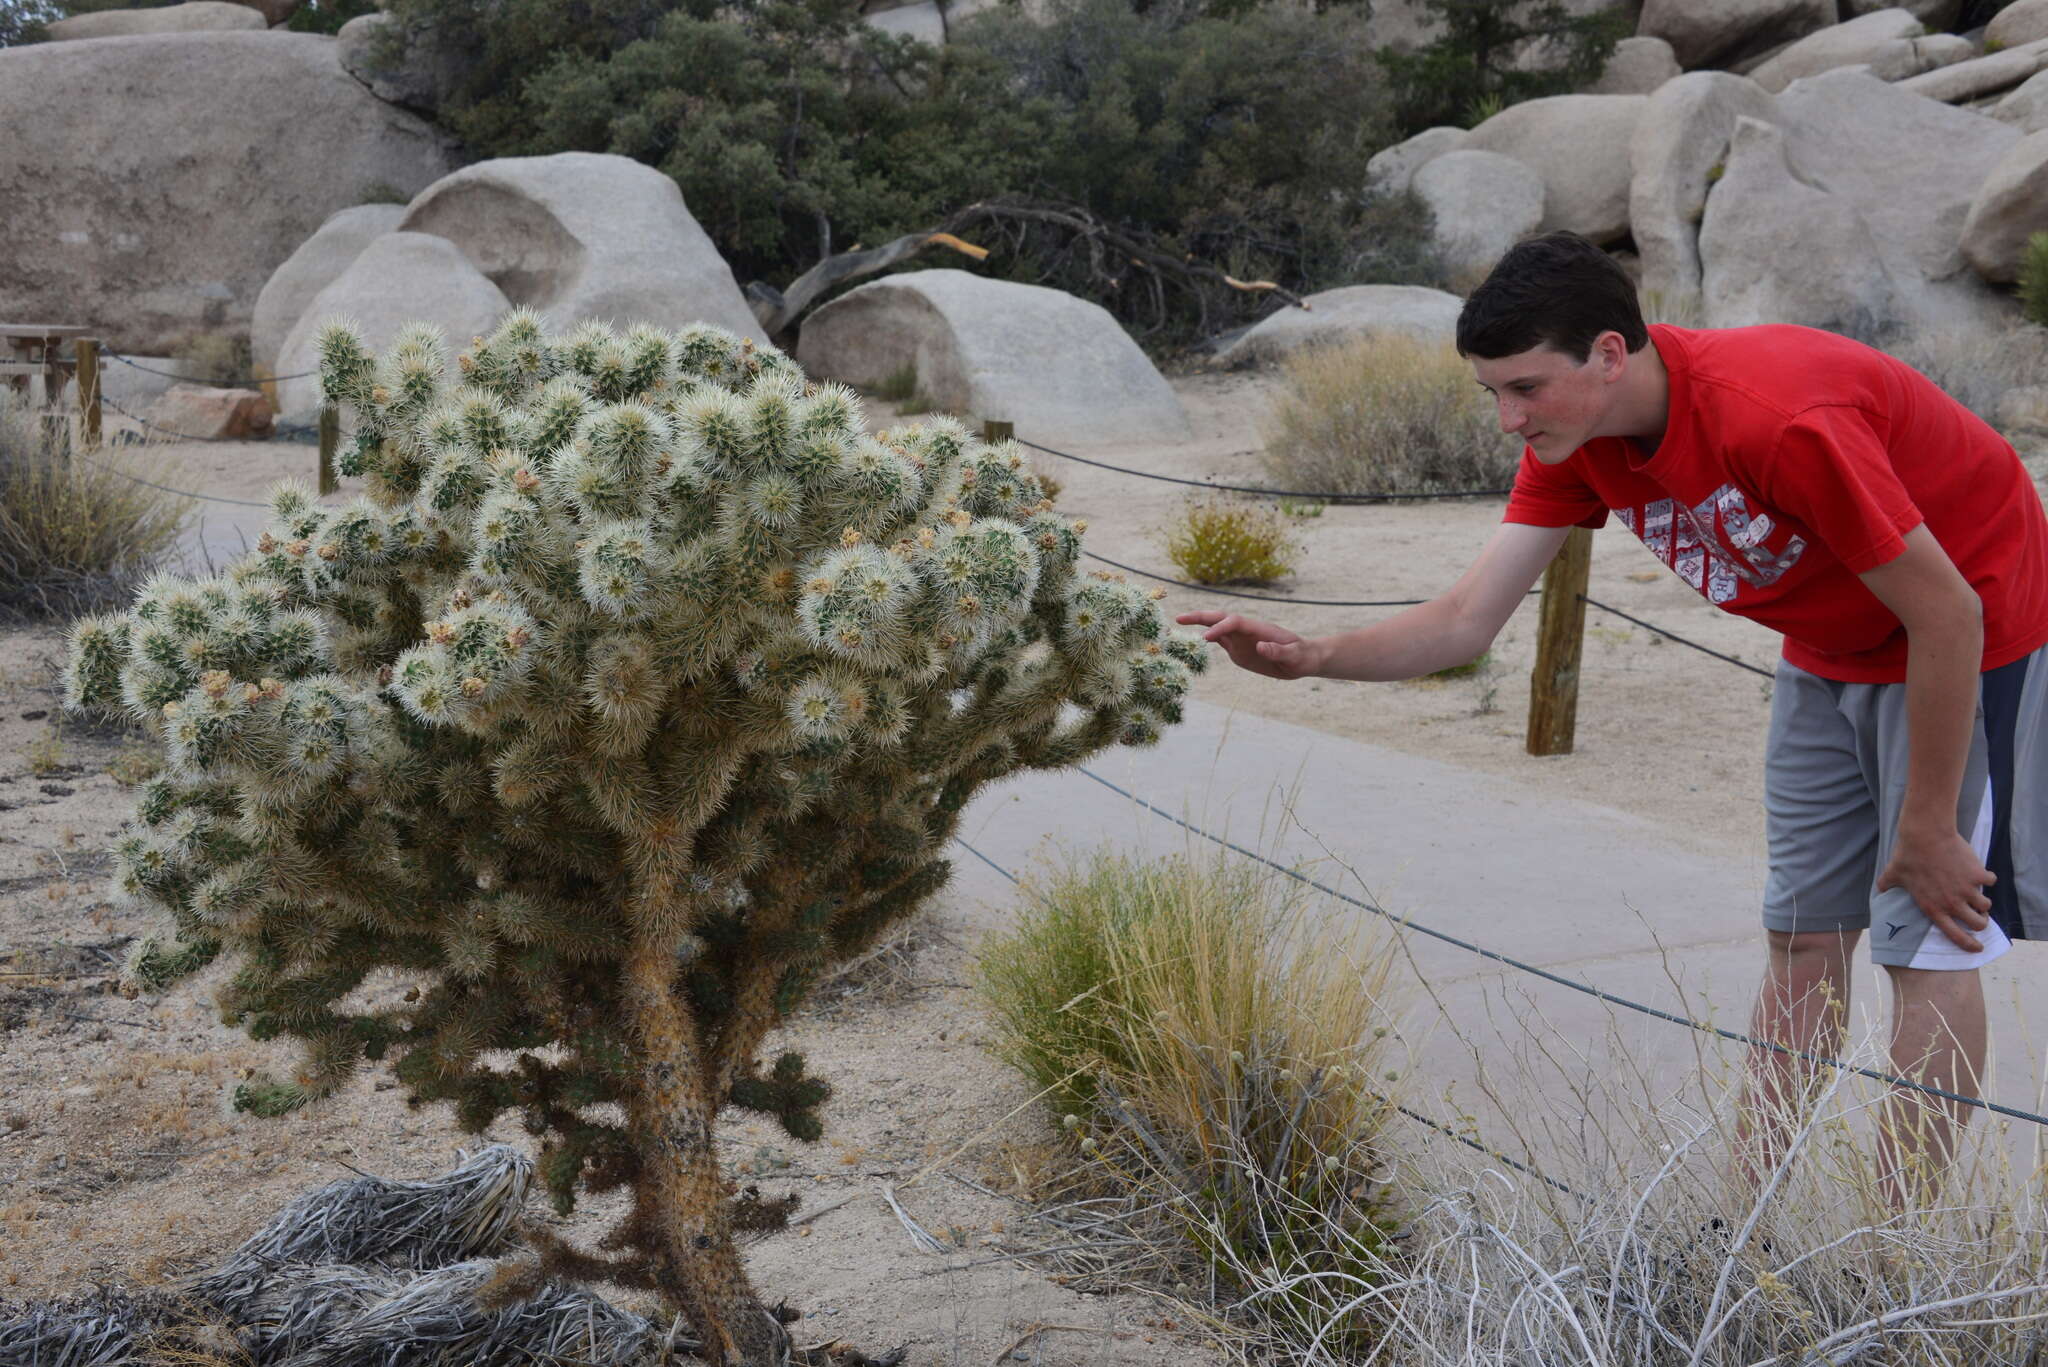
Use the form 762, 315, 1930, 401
98, 344, 320, 387
949, 833, 1585, 1199
1066, 764, 2048, 1131
1021, 429, 1775, 687
96, 390, 321, 447
1016, 436, 1513, 503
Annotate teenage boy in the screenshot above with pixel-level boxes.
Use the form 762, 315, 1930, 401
1182, 233, 2048, 1197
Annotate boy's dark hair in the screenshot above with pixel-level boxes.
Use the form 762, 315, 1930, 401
1456, 232, 1649, 361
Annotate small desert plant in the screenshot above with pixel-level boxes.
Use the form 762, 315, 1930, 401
24, 728, 65, 776
1260, 333, 1522, 498
977, 845, 1402, 1346
1882, 319, 2048, 426
0, 392, 191, 618
1164, 495, 1301, 585
2020, 231, 2048, 329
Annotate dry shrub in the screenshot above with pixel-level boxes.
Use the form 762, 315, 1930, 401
2022, 232, 2048, 329
1881, 320, 2048, 428
0, 392, 190, 619
976, 845, 1403, 1348
1260, 333, 1521, 498
1165, 494, 1301, 585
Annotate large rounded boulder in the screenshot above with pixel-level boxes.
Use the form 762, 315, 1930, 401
1639, 0, 1835, 69
1213, 285, 1464, 367
1629, 72, 1780, 302
396, 153, 760, 340
1463, 95, 1646, 244
0, 33, 460, 354
1410, 151, 1546, 287
44, 2, 265, 39
274, 233, 511, 423
797, 270, 1191, 446
1700, 71, 2022, 334
251, 204, 407, 376
1961, 131, 2048, 283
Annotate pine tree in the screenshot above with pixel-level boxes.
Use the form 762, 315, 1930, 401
65, 313, 1201, 1364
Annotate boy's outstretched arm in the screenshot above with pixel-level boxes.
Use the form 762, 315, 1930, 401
1179, 522, 1572, 683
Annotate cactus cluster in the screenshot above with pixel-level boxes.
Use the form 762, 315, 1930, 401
65, 311, 1200, 1355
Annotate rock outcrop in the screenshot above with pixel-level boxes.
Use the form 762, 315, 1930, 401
1464, 94, 1647, 243
396, 153, 760, 340
1699, 70, 2020, 333
1961, 130, 2048, 283
1364, 126, 1469, 197
1994, 69, 2048, 133
251, 205, 407, 376
1590, 36, 1681, 94
1630, 71, 1780, 302
1989, 0, 2048, 51
1897, 36, 2048, 103
1638, 0, 1834, 70
337, 12, 480, 116
1213, 285, 1465, 367
274, 232, 511, 422
1747, 9, 1943, 92
1701, 117, 1900, 333
0, 33, 460, 354
44, 2, 263, 40
796, 270, 1190, 445
1410, 151, 1547, 285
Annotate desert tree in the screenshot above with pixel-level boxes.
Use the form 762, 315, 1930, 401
65, 313, 1201, 1364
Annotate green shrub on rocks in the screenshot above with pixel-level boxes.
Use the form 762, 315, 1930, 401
64, 312, 1201, 1363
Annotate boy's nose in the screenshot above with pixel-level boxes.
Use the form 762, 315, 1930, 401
1496, 397, 1526, 434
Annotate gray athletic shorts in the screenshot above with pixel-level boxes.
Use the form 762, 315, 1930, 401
1762, 644, 2048, 969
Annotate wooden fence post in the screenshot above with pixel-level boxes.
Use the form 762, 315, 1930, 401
1525, 526, 1593, 757
74, 337, 100, 451
982, 419, 1014, 444
318, 406, 339, 497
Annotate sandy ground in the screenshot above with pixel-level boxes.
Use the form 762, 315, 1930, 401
5, 369, 2045, 1353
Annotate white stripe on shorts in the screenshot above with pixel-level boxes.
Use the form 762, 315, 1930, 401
1905, 774, 2013, 970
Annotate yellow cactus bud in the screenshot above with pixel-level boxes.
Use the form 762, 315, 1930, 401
317, 544, 339, 562
840, 528, 863, 548
461, 676, 486, 698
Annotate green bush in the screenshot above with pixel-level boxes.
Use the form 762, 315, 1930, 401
962, 0, 1440, 347
1261, 333, 1523, 497
2021, 231, 2048, 329
0, 392, 190, 618
1164, 494, 1301, 585
0, 0, 60, 44
378, 0, 1436, 353
1378, 0, 1630, 137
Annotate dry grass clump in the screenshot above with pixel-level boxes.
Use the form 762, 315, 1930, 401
1881, 320, 2048, 428
1259, 334, 1520, 498
976, 845, 1403, 1351
1164, 495, 1302, 585
0, 392, 190, 619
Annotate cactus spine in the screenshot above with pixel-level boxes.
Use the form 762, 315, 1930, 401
65, 313, 1201, 1362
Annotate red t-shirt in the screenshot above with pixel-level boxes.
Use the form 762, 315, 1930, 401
1503, 324, 2048, 683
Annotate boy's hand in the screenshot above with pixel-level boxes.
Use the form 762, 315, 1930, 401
1176, 611, 1322, 680
1877, 822, 1995, 953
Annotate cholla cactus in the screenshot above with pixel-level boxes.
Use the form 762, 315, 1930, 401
65, 311, 1201, 1364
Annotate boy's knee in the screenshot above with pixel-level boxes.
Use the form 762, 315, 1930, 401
1767, 928, 1856, 962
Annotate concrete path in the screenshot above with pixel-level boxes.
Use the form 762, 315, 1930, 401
948, 698, 2048, 1184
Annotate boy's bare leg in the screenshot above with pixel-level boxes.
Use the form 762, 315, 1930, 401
1740, 928, 1857, 1184
1877, 965, 1986, 1206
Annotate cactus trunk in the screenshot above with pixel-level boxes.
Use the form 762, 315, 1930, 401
622, 934, 784, 1367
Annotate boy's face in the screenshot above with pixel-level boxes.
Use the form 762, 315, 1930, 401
1469, 336, 1623, 465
